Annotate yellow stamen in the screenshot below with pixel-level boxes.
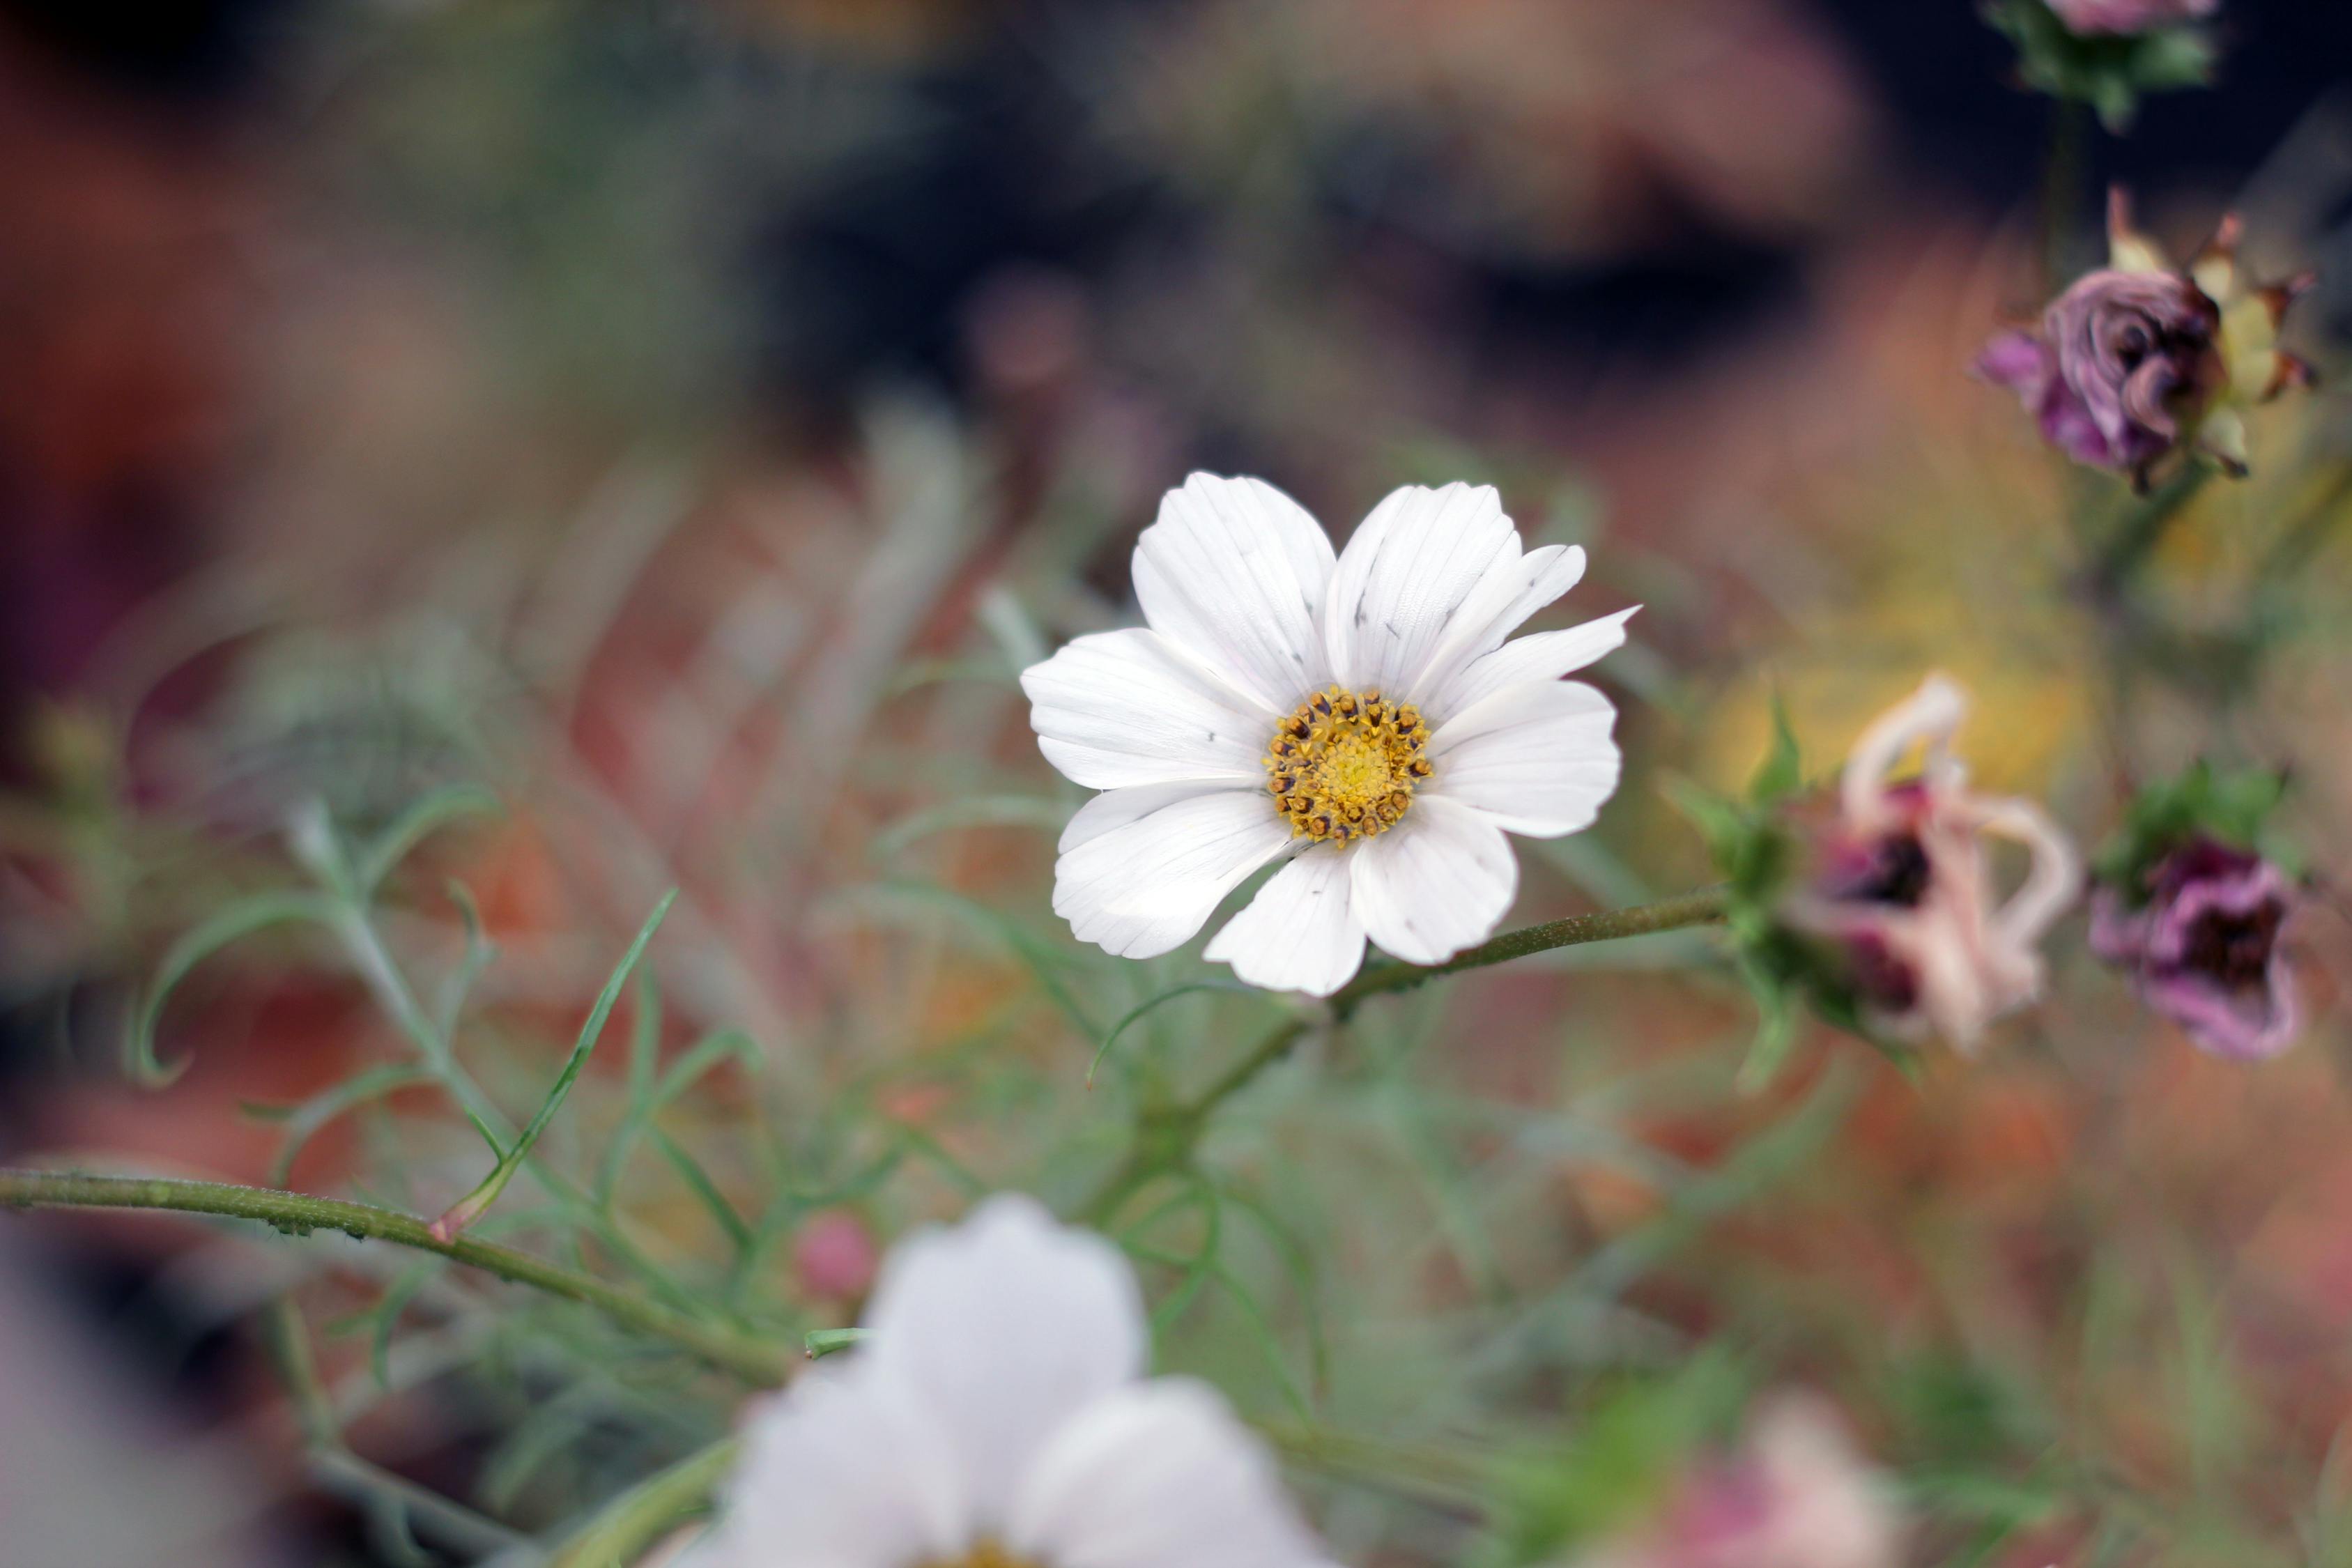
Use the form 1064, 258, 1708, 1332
1263, 685, 1429, 844
924, 1545, 1041, 1568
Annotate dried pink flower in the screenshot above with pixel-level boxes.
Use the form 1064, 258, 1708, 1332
1571, 1395, 1904, 1568
1790, 676, 2080, 1052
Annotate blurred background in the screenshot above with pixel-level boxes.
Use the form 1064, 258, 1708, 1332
6, 1, 2352, 1564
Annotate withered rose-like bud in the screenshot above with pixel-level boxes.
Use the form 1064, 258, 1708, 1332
1978, 268, 2222, 479
2091, 837, 2301, 1059
2046, 0, 2215, 37
1787, 677, 2080, 1053
1978, 189, 2312, 485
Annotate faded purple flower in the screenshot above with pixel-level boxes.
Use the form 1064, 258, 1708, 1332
1978, 190, 2314, 482
1976, 268, 2222, 480
1569, 1395, 1903, 1568
1789, 676, 2080, 1053
2091, 837, 2301, 1059
2046, 0, 2216, 37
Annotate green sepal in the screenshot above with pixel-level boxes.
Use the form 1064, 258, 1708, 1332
2091, 760, 2294, 901
1475, 1350, 1750, 1568
1984, 0, 2216, 132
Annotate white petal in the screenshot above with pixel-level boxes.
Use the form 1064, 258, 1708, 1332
1401, 542, 1589, 712
1423, 679, 1621, 838
1425, 606, 1638, 723
714, 1361, 968, 1568
864, 1194, 1146, 1530
1131, 473, 1335, 713
1841, 674, 1968, 833
1348, 796, 1518, 965
1008, 1380, 1328, 1568
1976, 794, 2082, 951
1054, 787, 1292, 958
1059, 781, 1229, 854
1322, 484, 1518, 699
1022, 628, 1273, 790
1204, 847, 1366, 996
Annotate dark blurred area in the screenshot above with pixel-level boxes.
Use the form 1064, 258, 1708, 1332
3, 1, 2351, 1562
3, 0, 2349, 763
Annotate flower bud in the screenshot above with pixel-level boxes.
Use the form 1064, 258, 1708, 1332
1979, 191, 2312, 485
2047, 0, 2215, 36
790, 1208, 880, 1303
1984, 0, 2218, 130
2092, 837, 2301, 1059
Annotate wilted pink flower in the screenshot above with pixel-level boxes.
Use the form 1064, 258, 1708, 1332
1978, 190, 2312, 486
1572, 1395, 1903, 1568
2091, 837, 2301, 1059
1977, 268, 2221, 479
2046, 0, 2215, 36
791, 1209, 880, 1302
1790, 676, 2080, 1052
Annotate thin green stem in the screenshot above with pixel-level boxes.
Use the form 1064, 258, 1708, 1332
2038, 96, 2091, 298
334, 895, 724, 1319
549, 1436, 739, 1568
2082, 462, 2213, 600
2254, 463, 2352, 585
1329, 884, 1732, 1007
0, 1170, 793, 1387
1260, 1419, 1493, 1512
1079, 888, 1730, 1224
268, 1296, 530, 1558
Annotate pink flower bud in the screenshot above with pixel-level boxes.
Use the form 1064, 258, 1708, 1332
2091, 838, 2301, 1059
2046, 0, 2215, 37
792, 1209, 880, 1302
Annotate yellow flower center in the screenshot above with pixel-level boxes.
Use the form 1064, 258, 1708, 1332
1263, 685, 1431, 844
924, 1544, 1040, 1568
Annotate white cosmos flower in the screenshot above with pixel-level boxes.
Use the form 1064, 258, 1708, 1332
1021, 474, 1634, 996
695, 1194, 1330, 1568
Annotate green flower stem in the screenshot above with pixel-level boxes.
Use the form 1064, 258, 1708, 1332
332, 893, 718, 1319
2254, 463, 2352, 586
1080, 887, 1730, 1224
0, 1169, 794, 1387
549, 1436, 741, 1568
1261, 1420, 1493, 1512
2084, 461, 2213, 599
2038, 95, 2091, 296
1331, 884, 1732, 1006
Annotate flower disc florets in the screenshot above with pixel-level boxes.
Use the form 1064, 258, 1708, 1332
926, 1546, 1039, 1568
1264, 686, 1431, 843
